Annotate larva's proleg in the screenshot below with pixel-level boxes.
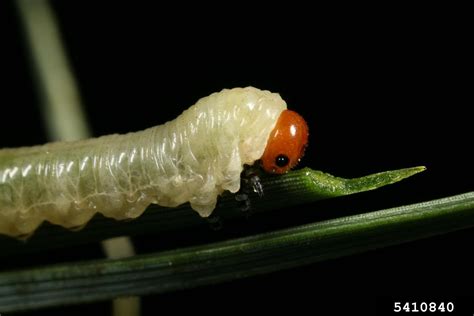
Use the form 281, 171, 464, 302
0, 87, 295, 238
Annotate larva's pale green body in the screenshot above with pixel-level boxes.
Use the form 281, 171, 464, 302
0, 87, 286, 237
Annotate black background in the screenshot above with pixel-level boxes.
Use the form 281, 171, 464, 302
1, 1, 472, 315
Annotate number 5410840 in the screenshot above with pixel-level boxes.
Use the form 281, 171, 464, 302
394, 302, 454, 313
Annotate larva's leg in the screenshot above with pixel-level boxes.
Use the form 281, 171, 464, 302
206, 213, 223, 231
235, 165, 264, 214
235, 192, 251, 212
243, 165, 264, 197
248, 175, 264, 197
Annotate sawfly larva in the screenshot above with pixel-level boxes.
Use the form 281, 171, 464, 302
0, 87, 309, 238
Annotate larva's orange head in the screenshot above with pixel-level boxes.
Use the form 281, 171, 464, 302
261, 110, 309, 174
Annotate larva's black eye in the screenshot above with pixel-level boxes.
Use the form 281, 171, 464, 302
275, 154, 289, 167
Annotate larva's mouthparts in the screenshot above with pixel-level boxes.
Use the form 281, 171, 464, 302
260, 109, 309, 174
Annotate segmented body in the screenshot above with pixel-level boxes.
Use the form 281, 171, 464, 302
0, 87, 286, 237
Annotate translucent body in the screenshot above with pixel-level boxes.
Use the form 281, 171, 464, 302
0, 87, 286, 237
